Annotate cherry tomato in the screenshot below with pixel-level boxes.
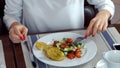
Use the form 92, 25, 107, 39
75, 48, 81, 52
75, 52, 81, 58
60, 43, 69, 48
52, 40, 59, 47
67, 52, 75, 59
66, 38, 73, 43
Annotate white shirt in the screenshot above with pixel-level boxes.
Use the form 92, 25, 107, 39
3, 0, 115, 33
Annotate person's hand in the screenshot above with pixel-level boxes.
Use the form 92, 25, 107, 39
9, 22, 28, 43
85, 9, 111, 37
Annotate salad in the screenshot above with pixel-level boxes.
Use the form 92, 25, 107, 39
51, 38, 84, 59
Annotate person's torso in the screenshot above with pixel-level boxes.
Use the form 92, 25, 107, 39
22, 0, 84, 33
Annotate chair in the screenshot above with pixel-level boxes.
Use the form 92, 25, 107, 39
0, 0, 8, 35
84, 0, 98, 27
0, 0, 97, 35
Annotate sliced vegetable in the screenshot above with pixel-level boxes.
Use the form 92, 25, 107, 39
52, 38, 84, 59
67, 52, 75, 59
75, 51, 81, 58
66, 38, 73, 43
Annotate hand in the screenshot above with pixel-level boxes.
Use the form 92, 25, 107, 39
85, 9, 111, 37
9, 22, 28, 43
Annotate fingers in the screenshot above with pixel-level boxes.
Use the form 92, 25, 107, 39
85, 9, 111, 37
102, 21, 108, 32
85, 18, 96, 37
21, 26, 28, 36
9, 28, 21, 43
92, 19, 100, 36
20, 26, 28, 40
14, 26, 23, 37
9, 24, 28, 43
85, 18, 108, 37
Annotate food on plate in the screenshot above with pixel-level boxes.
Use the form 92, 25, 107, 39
45, 46, 65, 61
36, 41, 65, 61
35, 41, 48, 50
35, 37, 84, 60
52, 38, 84, 59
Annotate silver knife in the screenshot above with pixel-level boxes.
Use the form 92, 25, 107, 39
24, 41, 37, 68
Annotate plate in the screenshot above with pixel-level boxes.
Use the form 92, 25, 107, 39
96, 59, 108, 68
32, 32, 97, 67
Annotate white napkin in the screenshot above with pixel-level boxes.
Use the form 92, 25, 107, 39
0, 40, 6, 68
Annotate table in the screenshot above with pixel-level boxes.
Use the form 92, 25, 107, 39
0, 35, 26, 68
109, 24, 120, 33
0, 25, 120, 68
0, 35, 15, 68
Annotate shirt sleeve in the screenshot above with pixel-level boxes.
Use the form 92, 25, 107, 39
87, 0, 115, 19
3, 0, 22, 29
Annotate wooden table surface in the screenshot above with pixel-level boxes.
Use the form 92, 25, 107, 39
0, 35, 16, 68
109, 24, 120, 33
0, 24, 120, 68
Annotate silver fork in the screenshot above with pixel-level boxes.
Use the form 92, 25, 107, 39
73, 36, 86, 44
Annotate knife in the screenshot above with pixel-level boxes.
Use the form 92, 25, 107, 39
24, 41, 37, 68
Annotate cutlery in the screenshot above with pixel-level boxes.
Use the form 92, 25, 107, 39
73, 36, 85, 44
24, 41, 37, 68
74, 35, 88, 44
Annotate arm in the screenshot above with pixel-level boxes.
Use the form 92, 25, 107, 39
87, 0, 115, 19
85, 0, 115, 37
3, 0, 28, 43
3, 0, 23, 29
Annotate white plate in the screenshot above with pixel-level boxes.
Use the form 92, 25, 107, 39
96, 59, 108, 68
32, 32, 97, 67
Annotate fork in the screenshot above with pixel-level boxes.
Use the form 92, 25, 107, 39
73, 37, 85, 44
74, 34, 88, 44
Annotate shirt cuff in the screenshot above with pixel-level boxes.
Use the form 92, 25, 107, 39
98, 6, 115, 20
3, 15, 19, 30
